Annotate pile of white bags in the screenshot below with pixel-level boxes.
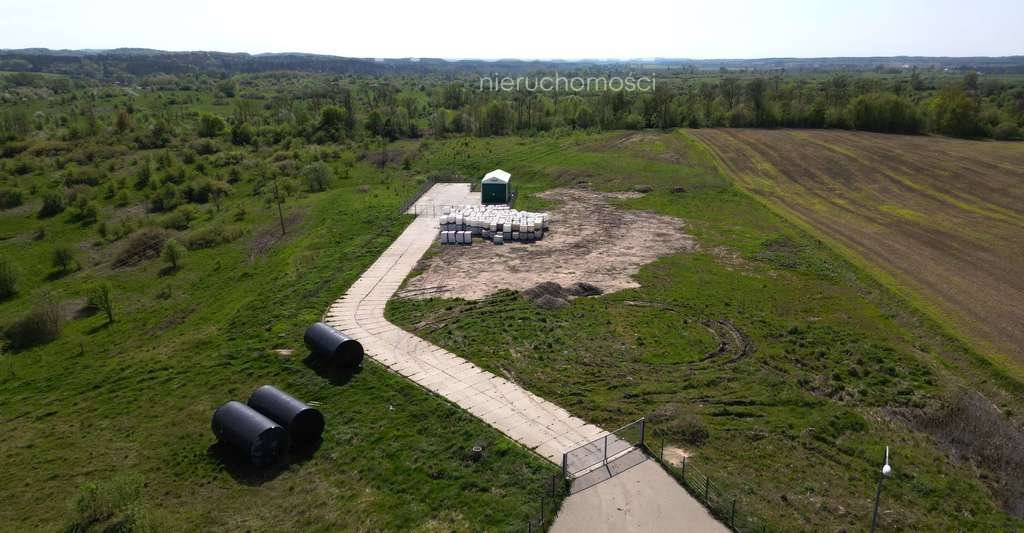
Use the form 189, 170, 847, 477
437, 205, 549, 245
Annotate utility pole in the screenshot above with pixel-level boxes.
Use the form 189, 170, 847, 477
870, 446, 893, 533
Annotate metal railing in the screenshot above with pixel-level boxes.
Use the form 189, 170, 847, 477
647, 439, 772, 532
398, 175, 479, 214
562, 418, 646, 478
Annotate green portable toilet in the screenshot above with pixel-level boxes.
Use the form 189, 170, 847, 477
481, 169, 511, 204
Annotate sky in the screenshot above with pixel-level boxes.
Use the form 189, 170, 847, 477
1, 0, 1021, 59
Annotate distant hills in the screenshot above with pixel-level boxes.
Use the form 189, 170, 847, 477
2, 48, 1024, 78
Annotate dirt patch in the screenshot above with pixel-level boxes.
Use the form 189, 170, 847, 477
248, 208, 306, 261
661, 445, 692, 468
520, 281, 604, 309
401, 187, 697, 300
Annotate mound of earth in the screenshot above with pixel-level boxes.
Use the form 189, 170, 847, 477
400, 187, 697, 300
520, 281, 604, 309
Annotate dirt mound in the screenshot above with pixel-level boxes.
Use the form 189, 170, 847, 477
521, 281, 602, 309
402, 188, 697, 300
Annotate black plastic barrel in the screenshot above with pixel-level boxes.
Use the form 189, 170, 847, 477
304, 322, 364, 367
211, 401, 288, 466
247, 385, 325, 445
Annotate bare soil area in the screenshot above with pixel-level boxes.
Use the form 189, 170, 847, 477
400, 187, 697, 300
692, 128, 1024, 368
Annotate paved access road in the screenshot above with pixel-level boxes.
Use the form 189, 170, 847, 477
325, 183, 726, 532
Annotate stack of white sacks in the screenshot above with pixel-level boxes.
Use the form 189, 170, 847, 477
438, 205, 549, 245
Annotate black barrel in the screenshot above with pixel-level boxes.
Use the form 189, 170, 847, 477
247, 385, 325, 445
211, 401, 288, 466
304, 322, 364, 367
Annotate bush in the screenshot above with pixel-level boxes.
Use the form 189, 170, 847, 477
113, 228, 167, 268
52, 245, 78, 272
301, 162, 333, 192
162, 239, 185, 269
87, 283, 114, 323
38, 190, 65, 217
148, 183, 182, 212
0, 257, 16, 299
993, 122, 1021, 141
183, 225, 245, 250
0, 188, 23, 209
4, 296, 62, 349
160, 204, 198, 230
847, 93, 921, 134
197, 113, 225, 138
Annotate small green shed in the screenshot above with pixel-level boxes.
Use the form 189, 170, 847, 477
481, 169, 511, 204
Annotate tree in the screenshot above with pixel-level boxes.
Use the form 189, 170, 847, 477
932, 87, 981, 138
197, 113, 225, 138
230, 122, 254, 145
317, 106, 349, 142
88, 283, 114, 323
847, 93, 921, 134
114, 110, 131, 134
162, 239, 184, 270
52, 245, 77, 273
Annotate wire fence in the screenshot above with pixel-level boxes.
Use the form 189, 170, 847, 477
522, 472, 570, 532
646, 439, 772, 533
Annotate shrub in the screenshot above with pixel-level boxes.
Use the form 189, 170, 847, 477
0, 188, 23, 209
301, 162, 333, 192
38, 190, 65, 217
4, 296, 62, 349
149, 183, 182, 212
87, 283, 114, 323
0, 257, 16, 299
113, 228, 167, 268
197, 113, 225, 138
184, 225, 245, 250
52, 245, 78, 272
69, 197, 98, 224
993, 122, 1021, 141
162, 239, 185, 269
160, 204, 198, 230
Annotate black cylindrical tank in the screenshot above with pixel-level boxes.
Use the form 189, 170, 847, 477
247, 385, 325, 445
211, 401, 288, 466
304, 322, 364, 367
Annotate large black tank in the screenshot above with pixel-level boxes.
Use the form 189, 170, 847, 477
304, 322, 364, 367
247, 385, 325, 445
211, 401, 288, 466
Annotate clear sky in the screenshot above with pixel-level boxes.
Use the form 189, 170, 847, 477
2, 0, 1021, 59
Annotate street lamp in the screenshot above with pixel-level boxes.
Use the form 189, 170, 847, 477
870, 446, 893, 533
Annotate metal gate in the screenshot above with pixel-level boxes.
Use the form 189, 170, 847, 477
561, 418, 645, 478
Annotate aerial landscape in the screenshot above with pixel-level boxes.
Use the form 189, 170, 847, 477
1, 1, 1023, 532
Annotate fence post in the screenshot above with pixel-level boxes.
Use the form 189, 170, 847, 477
731, 499, 736, 528
603, 434, 609, 465
681, 456, 686, 482
704, 476, 710, 504
540, 495, 545, 523
661, 439, 665, 462
561, 453, 567, 478
640, 418, 646, 448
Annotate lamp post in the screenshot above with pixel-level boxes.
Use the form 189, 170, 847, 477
870, 446, 893, 533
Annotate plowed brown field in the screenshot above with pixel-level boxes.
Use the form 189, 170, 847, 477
691, 128, 1024, 369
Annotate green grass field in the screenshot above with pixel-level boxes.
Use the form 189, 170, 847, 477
388, 130, 1024, 531
0, 147, 560, 530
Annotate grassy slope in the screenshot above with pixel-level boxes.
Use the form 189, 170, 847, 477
387, 131, 1024, 531
0, 149, 558, 530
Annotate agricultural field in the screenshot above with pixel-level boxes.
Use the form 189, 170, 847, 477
691, 128, 1024, 375
0, 108, 560, 529
389, 131, 1024, 531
